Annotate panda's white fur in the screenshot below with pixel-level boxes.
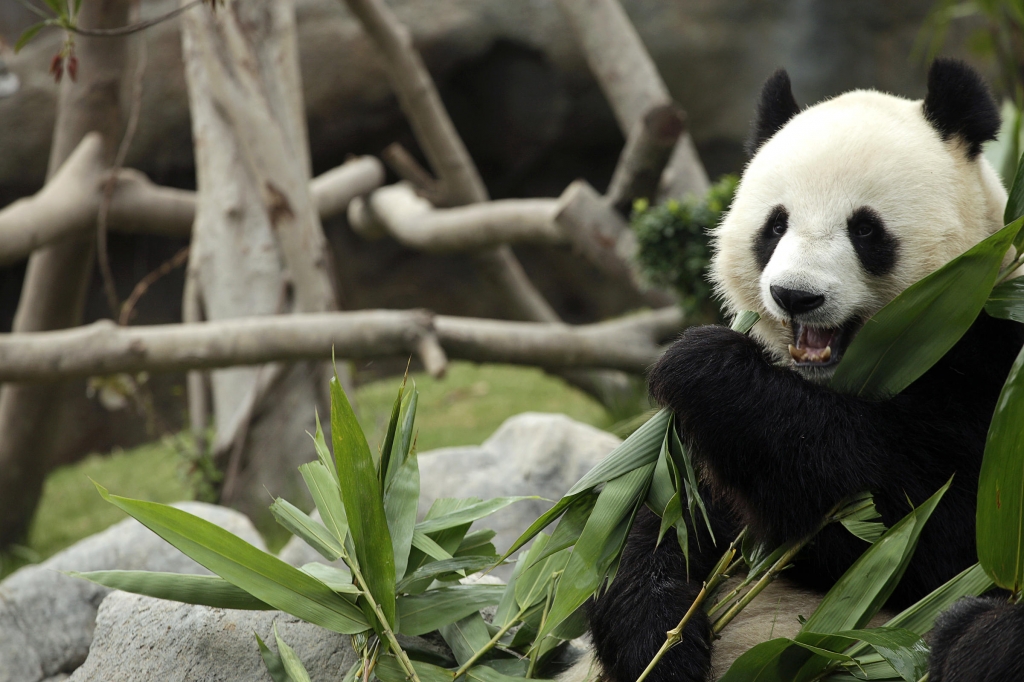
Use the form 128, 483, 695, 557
712, 89, 1008, 367
562, 85, 1007, 682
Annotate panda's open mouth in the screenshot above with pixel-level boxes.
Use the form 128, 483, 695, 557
788, 319, 861, 367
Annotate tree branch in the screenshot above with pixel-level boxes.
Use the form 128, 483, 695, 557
554, 0, 709, 198
0, 141, 384, 266
340, 0, 560, 324
0, 308, 681, 381
606, 103, 686, 214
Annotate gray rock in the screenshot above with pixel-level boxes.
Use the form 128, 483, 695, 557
0, 502, 264, 682
418, 413, 620, 558
67, 592, 356, 682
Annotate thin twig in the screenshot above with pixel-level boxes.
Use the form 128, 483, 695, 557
64, 0, 205, 37
97, 0, 148, 319
118, 246, 190, 325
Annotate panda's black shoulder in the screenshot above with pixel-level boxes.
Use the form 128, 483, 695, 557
922, 312, 1024, 397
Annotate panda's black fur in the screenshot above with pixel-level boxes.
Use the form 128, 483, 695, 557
586, 60, 1024, 682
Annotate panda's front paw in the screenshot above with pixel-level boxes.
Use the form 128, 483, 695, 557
649, 325, 771, 414
929, 596, 1024, 682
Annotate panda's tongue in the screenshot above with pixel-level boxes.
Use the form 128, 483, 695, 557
789, 326, 836, 363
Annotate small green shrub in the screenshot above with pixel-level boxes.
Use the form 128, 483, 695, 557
630, 175, 738, 321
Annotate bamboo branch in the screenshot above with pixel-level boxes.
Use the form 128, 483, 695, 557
0, 308, 681, 382
0, 141, 384, 266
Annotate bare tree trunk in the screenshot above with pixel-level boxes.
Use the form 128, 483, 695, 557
180, 0, 339, 527
0, 0, 131, 546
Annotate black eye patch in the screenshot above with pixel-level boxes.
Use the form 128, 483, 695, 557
847, 207, 898, 276
753, 205, 788, 270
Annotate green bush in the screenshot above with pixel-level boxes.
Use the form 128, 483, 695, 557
630, 175, 738, 321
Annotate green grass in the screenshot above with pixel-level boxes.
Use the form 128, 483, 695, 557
1, 362, 612, 578
1, 438, 196, 578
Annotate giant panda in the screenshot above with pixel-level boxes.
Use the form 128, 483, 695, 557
583, 60, 1024, 682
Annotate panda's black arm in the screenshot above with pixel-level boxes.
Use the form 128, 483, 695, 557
928, 596, 1024, 682
588, 503, 736, 682
648, 325, 944, 545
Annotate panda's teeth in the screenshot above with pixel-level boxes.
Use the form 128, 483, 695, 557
789, 344, 832, 363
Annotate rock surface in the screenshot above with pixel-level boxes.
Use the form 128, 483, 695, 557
0, 502, 264, 682
418, 412, 620, 558
67, 592, 356, 682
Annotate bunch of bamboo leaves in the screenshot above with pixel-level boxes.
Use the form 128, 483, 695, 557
498, 161, 1024, 682
72, 369, 591, 681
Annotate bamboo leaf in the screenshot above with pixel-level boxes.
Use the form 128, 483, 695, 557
529, 492, 599, 566
71, 571, 273, 610
269, 497, 343, 562
310, 410, 337, 481
646, 432, 675, 515
378, 384, 405, 489
516, 538, 570, 610
256, 633, 291, 682
985, 277, 1024, 323
457, 530, 497, 554
882, 563, 992, 635
412, 530, 455, 562
498, 498, 575, 563
386, 386, 419, 490
15, 22, 46, 53
831, 218, 1022, 397
539, 464, 655, 638
330, 374, 396, 627
565, 409, 670, 496
439, 612, 492, 666
376, 656, 455, 682
1005, 148, 1024, 239
299, 563, 358, 594
977, 342, 1024, 592
801, 479, 950, 635
467, 666, 553, 682
658, 493, 683, 546
718, 638, 807, 682
415, 497, 538, 535
405, 498, 479, 590
839, 493, 887, 545
274, 624, 313, 682
396, 556, 497, 592
670, 425, 714, 544
298, 462, 349, 548
834, 628, 928, 682
385, 449, 420, 581
500, 410, 671, 565
92, 483, 369, 634
396, 585, 504, 636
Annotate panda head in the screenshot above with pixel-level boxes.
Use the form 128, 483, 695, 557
711, 59, 1008, 381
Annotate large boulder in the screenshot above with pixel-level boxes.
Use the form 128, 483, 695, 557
0, 502, 264, 682
67, 592, 356, 682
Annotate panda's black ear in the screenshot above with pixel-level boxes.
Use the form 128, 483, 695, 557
747, 69, 800, 156
923, 58, 1000, 159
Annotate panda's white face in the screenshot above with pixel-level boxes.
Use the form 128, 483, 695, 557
711, 89, 1007, 379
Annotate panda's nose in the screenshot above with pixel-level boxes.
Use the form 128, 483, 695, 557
770, 286, 825, 316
